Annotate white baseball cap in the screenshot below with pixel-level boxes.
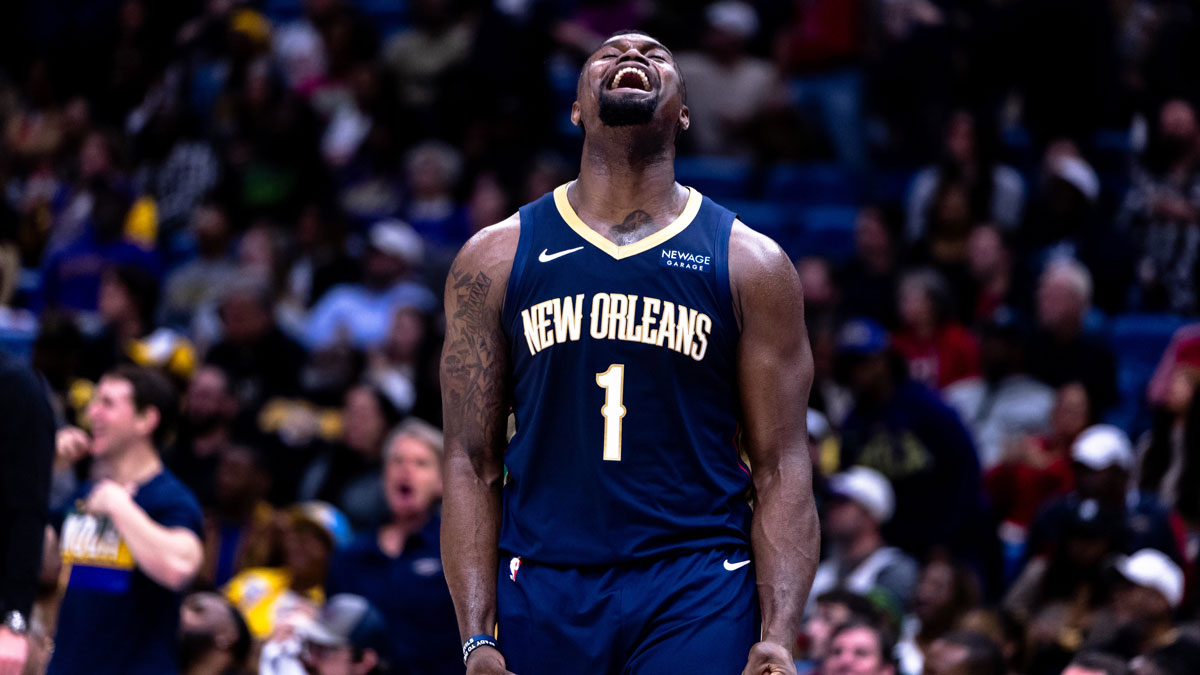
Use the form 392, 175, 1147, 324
1071, 424, 1134, 471
828, 466, 894, 523
1049, 155, 1100, 203
1116, 548, 1184, 608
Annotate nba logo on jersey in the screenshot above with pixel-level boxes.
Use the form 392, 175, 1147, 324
509, 556, 522, 582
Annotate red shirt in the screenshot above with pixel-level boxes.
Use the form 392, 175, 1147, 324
894, 323, 980, 390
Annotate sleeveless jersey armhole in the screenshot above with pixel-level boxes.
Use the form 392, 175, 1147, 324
715, 211, 738, 334
501, 210, 534, 331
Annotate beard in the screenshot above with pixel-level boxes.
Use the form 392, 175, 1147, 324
178, 629, 218, 670
598, 90, 658, 127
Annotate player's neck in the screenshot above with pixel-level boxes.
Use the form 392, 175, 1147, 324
571, 146, 684, 234
96, 441, 162, 487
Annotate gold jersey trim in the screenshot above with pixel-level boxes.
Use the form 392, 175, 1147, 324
552, 182, 702, 260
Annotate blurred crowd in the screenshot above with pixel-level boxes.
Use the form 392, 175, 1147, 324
4, 0, 1200, 674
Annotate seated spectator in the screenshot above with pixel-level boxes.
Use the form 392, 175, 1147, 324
1027, 260, 1118, 416
893, 268, 979, 390
1146, 324, 1200, 409
167, 365, 243, 508
835, 318, 983, 557
365, 306, 435, 418
298, 383, 401, 530
824, 619, 897, 675
1085, 549, 1185, 660
198, 445, 281, 589
967, 224, 1030, 324
945, 312, 1055, 469
1135, 354, 1200, 510
797, 589, 885, 675
283, 201, 359, 314
810, 466, 919, 614
674, 1, 780, 158
797, 256, 839, 328
205, 278, 309, 414
1027, 425, 1183, 565
79, 263, 195, 385
224, 501, 351, 639
161, 200, 236, 327
837, 207, 900, 328
402, 141, 471, 248
327, 419, 460, 674
1117, 99, 1200, 314
299, 594, 390, 675
1064, 652, 1131, 675
896, 554, 982, 675
924, 631, 1006, 675
910, 178, 978, 317
178, 591, 253, 675
1004, 498, 1125, 670
906, 110, 1025, 243
40, 180, 160, 316
954, 608, 1026, 674
306, 220, 437, 351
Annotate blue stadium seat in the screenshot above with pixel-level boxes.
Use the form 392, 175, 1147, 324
866, 166, 918, 208
1104, 314, 1190, 434
675, 156, 755, 201
798, 206, 859, 263
764, 163, 860, 206
723, 200, 803, 258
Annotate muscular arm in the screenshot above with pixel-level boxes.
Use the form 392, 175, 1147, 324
730, 221, 819, 651
440, 218, 520, 651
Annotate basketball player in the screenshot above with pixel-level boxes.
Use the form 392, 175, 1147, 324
441, 31, 819, 675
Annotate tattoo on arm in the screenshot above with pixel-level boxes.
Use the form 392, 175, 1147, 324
442, 268, 507, 466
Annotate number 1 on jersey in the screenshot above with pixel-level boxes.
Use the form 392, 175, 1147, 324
596, 364, 626, 461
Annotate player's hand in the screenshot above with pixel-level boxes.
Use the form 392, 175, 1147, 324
84, 480, 134, 519
466, 645, 517, 675
55, 427, 91, 466
741, 641, 796, 675
0, 627, 29, 675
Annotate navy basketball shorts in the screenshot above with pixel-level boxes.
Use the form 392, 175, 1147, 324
496, 548, 760, 674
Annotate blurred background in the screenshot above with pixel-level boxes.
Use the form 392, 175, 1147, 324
5, 1, 1200, 674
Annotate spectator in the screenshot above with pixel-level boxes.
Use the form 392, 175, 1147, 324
944, 312, 1055, 469
906, 110, 1025, 243
835, 318, 984, 557
1118, 99, 1200, 314
327, 419, 459, 674
298, 383, 401, 530
824, 619, 897, 675
1027, 425, 1183, 566
1135, 352, 1200, 510
1064, 652, 1131, 675
797, 256, 839, 327
178, 591, 252, 675
838, 206, 900, 328
893, 268, 979, 390
0, 352, 56, 675
48, 365, 204, 674
1027, 259, 1118, 416
162, 201, 236, 327
797, 589, 885, 675
305, 219, 436, 351
674, 1, 780, 158
402, 141, 471, 249
366, 306, 436, 418
223, 501, 350, 639
283, 201, 359, 314
205, 278, 309, 414
924, 631, 1006, 675
810, 466, 919, 614
967, 224, 1025, 324
1086, 549, 1184, 660
80, 263, 196, 385
1004, 498, 1125, 670
1129, 638, 1200, 675
896, 554, 982, 675
299, 594, 390, 675
198, 445, 280, 589
131, 108, 221, 236
382, 0, 474, 117
39, 180, 160, 316
984, 382, 1086, 568
167, 364, 241, 507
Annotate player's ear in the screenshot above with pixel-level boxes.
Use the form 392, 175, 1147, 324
678, 104, 690, 132
571, 101, 582, 127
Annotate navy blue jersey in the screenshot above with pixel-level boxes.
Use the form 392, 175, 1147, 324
500, 184, 750, 566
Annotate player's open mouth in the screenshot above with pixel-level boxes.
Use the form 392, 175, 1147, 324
610, 66, 652, 92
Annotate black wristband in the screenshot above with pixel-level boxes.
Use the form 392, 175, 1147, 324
462, 634, 499, 666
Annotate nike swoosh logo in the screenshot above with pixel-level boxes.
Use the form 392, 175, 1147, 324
538, 246, 585, 262
723, 559, 751, 571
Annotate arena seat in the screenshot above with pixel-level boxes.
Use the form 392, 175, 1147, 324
675, 156, 755, 201
798, 206, 859, 263
1106, 313, 1190, 433
764, 163, 860, 206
